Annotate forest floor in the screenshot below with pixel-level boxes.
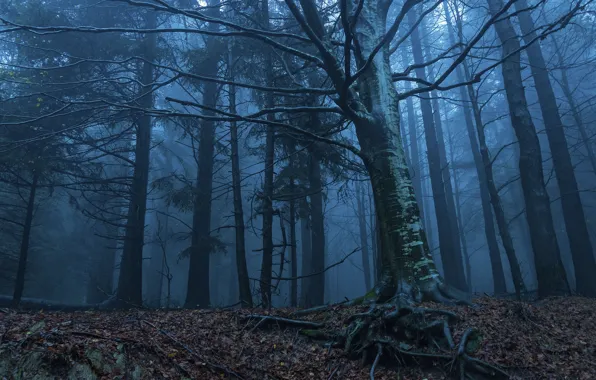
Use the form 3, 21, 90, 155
0, 296, 594, 379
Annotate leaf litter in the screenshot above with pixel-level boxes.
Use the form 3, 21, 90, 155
0, 296, 594, 379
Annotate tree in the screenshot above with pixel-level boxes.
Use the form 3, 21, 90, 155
115, 8, 157, 307
228, 40, 253, 308
184, 0, 222, 309
514, 0, 596, 297
486, 0, 569, 298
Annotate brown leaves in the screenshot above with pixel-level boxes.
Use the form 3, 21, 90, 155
0, 296, 595, 379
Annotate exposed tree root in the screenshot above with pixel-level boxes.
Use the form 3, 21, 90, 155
249, 298, 508, 379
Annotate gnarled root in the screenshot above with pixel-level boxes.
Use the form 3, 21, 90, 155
250, 301, 507, 379
331, 305, 506, 379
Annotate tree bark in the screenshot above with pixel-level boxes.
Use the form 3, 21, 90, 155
228, 43, 253, 308
288, 146, 298, 307
116, 9, 156, 306
259, 0, 275, 308
487, 0, 569, 298
12, 170, 39, 307
299, 211, 312, 306
306, 145, 325, 306
184, 2, 221, 308
408, 9, 467, 292
514, 0, 596, 297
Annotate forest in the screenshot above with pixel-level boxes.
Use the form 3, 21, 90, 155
0, 0, 595, 378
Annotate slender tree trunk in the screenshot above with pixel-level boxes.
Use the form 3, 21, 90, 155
259, 0, 275, 308
116, 9, 156, 306
447, 124, 472, 291
86, 195, 117, 304
12, 170, 39, 307
408, 9, 467, 292
468, 80, 526, 298
146, 209, 168, 307
306, 146, 325, 306
228, 44, 252, 308
514, 0, 596, 297
487, 0, 568, 298
299, 212, 312, 306
185, 3, 221, 307
367, 187, 380, 283
288, 146, 298, 307
443, 0, 508, 294
356, 180, 372, 291
419, 21, 469, 292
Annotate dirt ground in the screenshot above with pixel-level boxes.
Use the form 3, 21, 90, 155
0, 296, 594, 379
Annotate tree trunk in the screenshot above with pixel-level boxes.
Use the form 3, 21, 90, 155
185, 1, 221, 308
408, 9, 467, 292
12, 170, 39, 307
259, 0, 275, 308
306, 146, 325, 306
514, 0, 595, 297
288, 146, 298, 307
229, 43, 252, 308
356, 180, 372, 291
299, 212, 312, 306
487, 0, 569, 298
116, 9, 156, 306
86, 193, 117, 304
443, 0, 507, 294
368, 187, 380, 284
419, 20, 470, 292
146, 209, 168, 307
447, 122, 472, 291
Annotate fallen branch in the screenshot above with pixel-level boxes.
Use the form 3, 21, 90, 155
140, 320, 245, 379
244, 314, 324, 329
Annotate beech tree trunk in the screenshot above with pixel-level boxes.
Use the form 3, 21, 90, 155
407, 9, 467, 292
185, 1, 221, 308
12, 170, 39, 307
116, 9, 156, 306
487, 0, 569, 298
514, 0, 596, 297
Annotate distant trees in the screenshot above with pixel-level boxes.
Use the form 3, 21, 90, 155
0, 0, 593, 308
487, 0, 569, 298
